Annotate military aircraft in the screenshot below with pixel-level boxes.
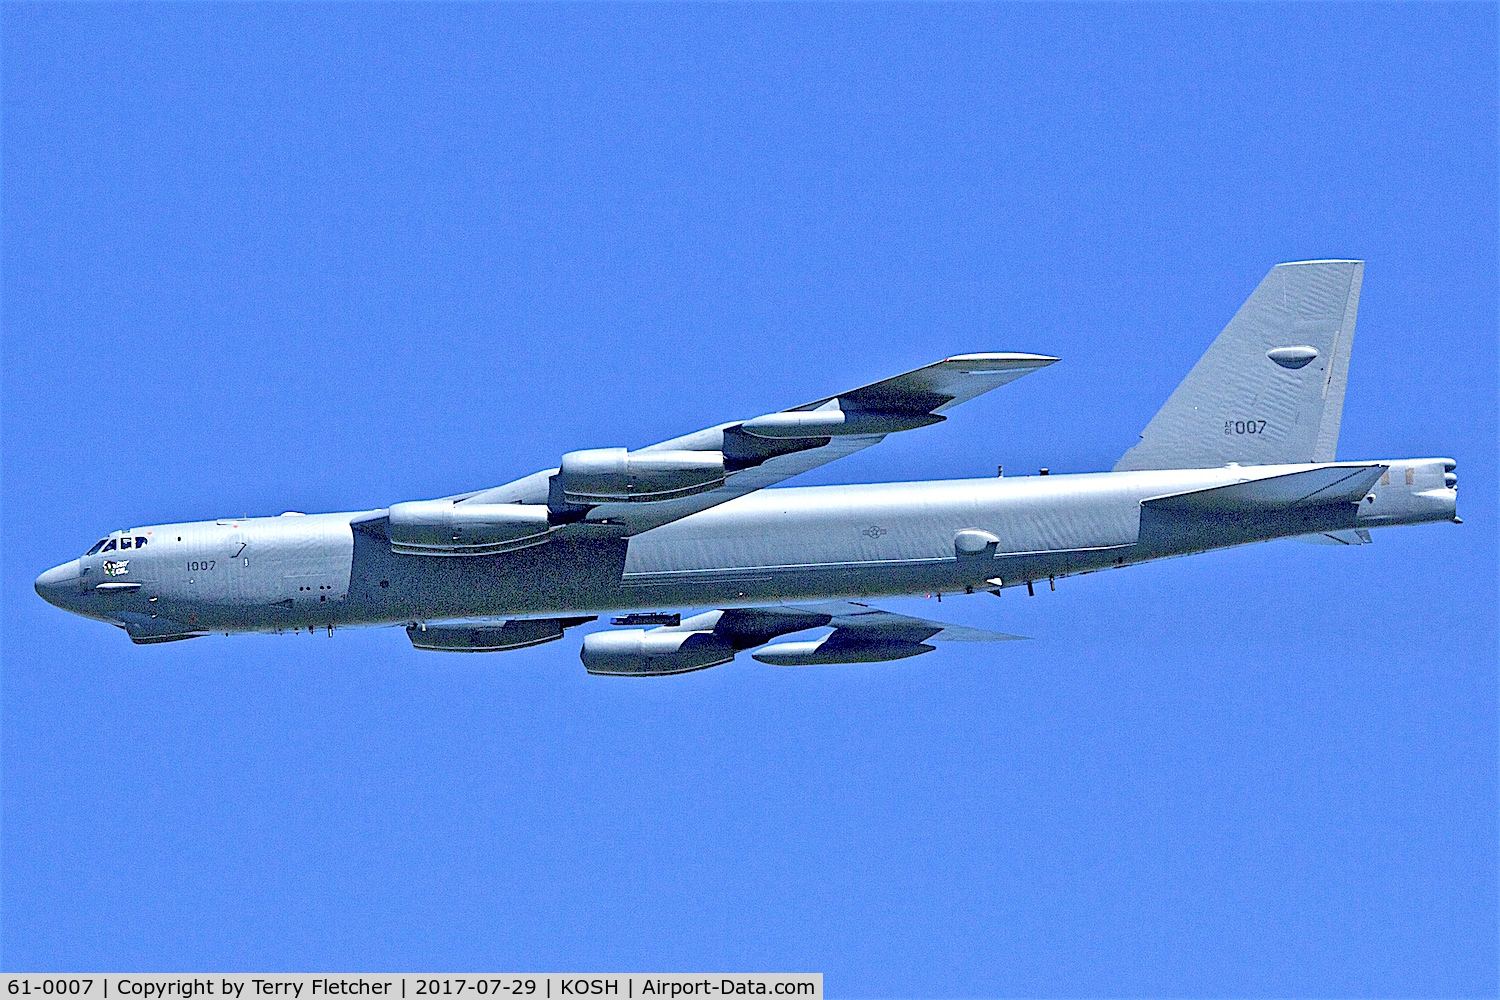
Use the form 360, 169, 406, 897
36, 260, 1459, 674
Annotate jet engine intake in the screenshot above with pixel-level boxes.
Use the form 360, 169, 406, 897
580, 628, 735, 676
388, 500, 552, 556
558, 448, 725, 504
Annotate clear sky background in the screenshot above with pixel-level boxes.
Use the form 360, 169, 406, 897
3, 3, 1496, 994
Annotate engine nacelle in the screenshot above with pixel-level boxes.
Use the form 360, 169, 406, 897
751, 634, 935, 665
580, 628, 735, 676
407, 617, 595, 652
387, 500, 551, 556
557, 448, 725, 504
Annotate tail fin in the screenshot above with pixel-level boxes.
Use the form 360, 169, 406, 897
1114, 260, 1363, 471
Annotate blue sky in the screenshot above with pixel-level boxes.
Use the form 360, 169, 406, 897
3, 3, 1496, 993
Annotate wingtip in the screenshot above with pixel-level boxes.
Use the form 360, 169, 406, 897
945, 352, 1060, 368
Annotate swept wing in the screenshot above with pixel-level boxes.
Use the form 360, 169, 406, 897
358, 353, 1055, 553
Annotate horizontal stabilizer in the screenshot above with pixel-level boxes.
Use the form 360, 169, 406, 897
1143, 464, 1386, 516
1139, 464, 1385, 551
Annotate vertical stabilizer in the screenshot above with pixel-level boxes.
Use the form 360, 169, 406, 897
1115, 260, 1363, 471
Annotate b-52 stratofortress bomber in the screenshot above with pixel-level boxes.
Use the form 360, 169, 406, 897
37, 261, 1459, 674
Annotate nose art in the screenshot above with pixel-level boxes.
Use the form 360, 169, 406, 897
35, 560, 80, 606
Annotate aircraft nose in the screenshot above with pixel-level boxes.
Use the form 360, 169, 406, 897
35, 560, 80, 607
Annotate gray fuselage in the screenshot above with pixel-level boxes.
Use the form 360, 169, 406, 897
36, 459, 1457, 636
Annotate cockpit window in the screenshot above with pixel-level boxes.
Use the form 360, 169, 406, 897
100, 538, 117, 553
85, 538, 109, 556
120, 537, 133, 549
135, 536, 148, 548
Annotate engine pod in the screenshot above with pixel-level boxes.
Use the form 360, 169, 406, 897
558, 448, 726, 504
752, 634, 935, 665
388, 500, 552, 556
408, 617, 594, 652
581, 628, 735, 676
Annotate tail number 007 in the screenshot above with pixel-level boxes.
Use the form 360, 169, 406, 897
1225, 420, 1267, 435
